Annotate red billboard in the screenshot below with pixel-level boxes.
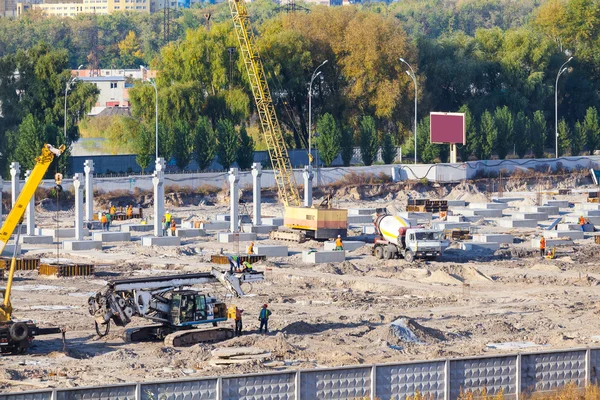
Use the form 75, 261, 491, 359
430, 112, 465, 144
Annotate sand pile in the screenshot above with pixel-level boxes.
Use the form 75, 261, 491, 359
317, 261, 366, 275
368, 317, 446, 346
441, 265, 492, 283
421, 270, 462, 285
446, 183, 488, 203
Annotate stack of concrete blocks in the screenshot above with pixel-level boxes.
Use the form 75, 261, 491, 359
521, 205, 560, 216
432, 221, 471, 230
302, 249, 345, 264
545, 200, 569, 208
398, 212, 432, 224
497, 219, 538, 228
218, 168, 256, 244
511, 211, 548, 222
461, 233, 514, 251
63, 174, 103, 251
460, 202, 507, 218
446, 200, 467, 207
323, 241, 365, 252
175, 221, 207, 238
142, 158, 181, 247
253, 245, 288, 257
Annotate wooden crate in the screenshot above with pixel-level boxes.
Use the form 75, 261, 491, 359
39, 263, 95, 277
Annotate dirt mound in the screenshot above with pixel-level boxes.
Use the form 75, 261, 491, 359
281, 321, 319, 334
222, 333, 299, 358
316, 261, 366, 275
368, 317, 446, 346
441, 265, 492, 282
421, 270, 462, 285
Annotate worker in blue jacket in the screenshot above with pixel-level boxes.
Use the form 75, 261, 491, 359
258, 304, 272, 334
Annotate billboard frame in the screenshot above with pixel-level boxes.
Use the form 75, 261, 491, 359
430, 112, 466, 145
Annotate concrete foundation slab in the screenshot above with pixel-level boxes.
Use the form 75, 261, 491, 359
432, 222, 471, 230
262, 217, 284, 227
21, 235, 53, 245
37, 228, 90, 239
544, 230, 585, 240
446, 215, 481, 223
121, 224, 154, 233
324, 240, 365, 252
253, 245, 288, 257
347, 215, 374, 224
582, 210, 600, 217
564, 214, 600, 225
141, 236, 181, 246
63, 240, 102, 251
398, 212, 432, 222
491, 197, 524, 203
348, 208, 377, 216
460, 209, 503, 218
556, 224, 581, 231
459, 242, 500, 251
574, 203, 600, 211
532, 238, 573, 248
521, 206, 560, 215
497, 219, 538, 228
248, 225, 277, 234
472, 234, 513, 244
512, 212, 548, 221
200, 221, 231, 231
217, 232, 257, 243
469, 202, 508, 210
302, 250, 345, 264
176, 229, 207, 238
545, 200, 569, 208
447, 200, 467, 207
92, 232, 131, 242
1, 244, 21, 257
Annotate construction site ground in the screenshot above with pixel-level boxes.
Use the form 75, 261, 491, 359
2, 181, 600, 393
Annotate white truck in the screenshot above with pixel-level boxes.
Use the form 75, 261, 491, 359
372, 214, 443, 262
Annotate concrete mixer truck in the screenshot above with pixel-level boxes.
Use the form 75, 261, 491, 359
372, 214, 443, 262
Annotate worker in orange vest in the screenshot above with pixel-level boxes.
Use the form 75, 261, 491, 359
335, 235, 343, 250
579, 215, 587, 232
540, 236, 546, 257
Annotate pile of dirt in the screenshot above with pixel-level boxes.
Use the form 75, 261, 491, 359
316, 261, 366, 275
440, 265, 492, 283
446, 182, 488, 203
368, 317, 446, 346
281, 321, 320, 335
421, 269, 462, 285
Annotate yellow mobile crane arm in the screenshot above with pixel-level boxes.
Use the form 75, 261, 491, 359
228, 0, 301, 207
0, 144, 64, 322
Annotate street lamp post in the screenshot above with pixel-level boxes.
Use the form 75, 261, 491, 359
142, 66, 158, 160
400, 58, 417, 164
308, 60, 328, 166
555, 56, 573, 159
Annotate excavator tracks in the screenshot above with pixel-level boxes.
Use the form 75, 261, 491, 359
164, 328, 234, 347
269, 229, 306, 243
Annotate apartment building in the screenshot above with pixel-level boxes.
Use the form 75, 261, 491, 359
16, 0, 149, 17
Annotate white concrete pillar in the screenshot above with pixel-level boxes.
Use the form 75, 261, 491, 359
24, 170, 35, 236
73, 173, 84, 241
10, 162, 20, 208
303, 166, 314, 208
84, 160, 94, 222
153, 158, 165, 237
228, 168, 239, 232
251, 163, 262, 226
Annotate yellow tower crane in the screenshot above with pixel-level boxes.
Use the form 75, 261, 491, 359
228, 0, 347, 240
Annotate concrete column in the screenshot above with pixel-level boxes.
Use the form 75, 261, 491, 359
303, 166, 314, 208
153, 158, 165, 237
10, 162, 20, 208
251, 163, 262, 226
84, 160, 94, 222
228, 168, 239, 232
73, 173, 84, 241
24, 170, 35, 236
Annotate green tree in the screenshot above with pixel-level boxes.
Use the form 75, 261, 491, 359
135, 122, 154, 172
359, 116, 379, 166
417, 117, 440, 164
531, 111, 547, 158
583, 107, 600, 152
14, 115, 44, 173
217, 119, 238, 170
572, 121, 586, 155
557, 118, 571, 157
340, 125, 354, 167
381, 133, 396, 164
193, 116, 217, 170
316, 113, 341, 166
514, 111, 530, 159
171, 120, 193, 170
479, 111, 497, 160
458, 104, 474, 161
494, 106, 514, 159
236, 124, 255, 170
118, 30, 144, 68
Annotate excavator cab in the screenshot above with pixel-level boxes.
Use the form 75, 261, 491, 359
170, 291, 227, 327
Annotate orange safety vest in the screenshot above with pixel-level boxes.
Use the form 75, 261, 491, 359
101, 215, 107, 223
540, 238, 546, 250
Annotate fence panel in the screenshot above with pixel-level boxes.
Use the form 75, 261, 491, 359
450, 356, 517, 399
375, 361, 445, 400
221, 372, 296, 400
300, 367, 371, 400
55, 384, 137, 400
0, 391, 52, 400
521, 350, 587, 395
140, 378, 217, 400
590, 349, 600, 385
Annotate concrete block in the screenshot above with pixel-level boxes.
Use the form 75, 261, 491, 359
175, 229, 207, 238
432, 222, 471, 230
217, 232, 257, 243
63, 240, 102, 251
1, 244, 21, 257
347, 215, 373, 224
469, 202, 508, 210
491, 197, 524, 203
216, 214, 251, 223
446, 200, 467, 207
544, 230, 585, 240
512, 212, 548, 221
20, 235, 53, 245
532, 238, 573, 248
556, 224, 581, 231
253, 245, 288, 257
121, 224, 154, 233
302, 250, 345, 264
248, 225, 277, 234
397, 212, 432, 222
574, 203, 600, 211
141, 236, 181, 246
564, 214, 600, 225
323, 240, 365, 252
37, 228, 90, 239
362, 226, 376, 234
545, 200, 569, 208
472, 234, 513, 244
262, 217, 284, 227
92, 232, 131, 242
497, 219, 538, 228
521, 206, 560, 215
460, 209, 503, 218
348, 208, 377, 216
446, 215, 465, 222
459, 242, 500, 251
200, 221, 230, 231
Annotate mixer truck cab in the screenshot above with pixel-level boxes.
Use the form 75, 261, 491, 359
372, 214, 443, 262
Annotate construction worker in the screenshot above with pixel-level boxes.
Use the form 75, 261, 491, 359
106, 211, 112, 231
247, 242, 254, 255
126, 205, 133, 219
579, 215, 586, 232
228, 255, 240, 273
162, 211, 172, 236
242, 261, 253, 272
101, 213, 108, 231
170, 219, 177, 236
540, 236, 546, 258
335, 235, 343, 250
109, 205, 116, 218
258, 304, 272, 334
235, 307, 244, 336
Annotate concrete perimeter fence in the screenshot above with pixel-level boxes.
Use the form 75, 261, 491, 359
3, 346, 600, 400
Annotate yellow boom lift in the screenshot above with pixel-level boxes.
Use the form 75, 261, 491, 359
228, 0, 347, 240
0, 144, 64, 354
